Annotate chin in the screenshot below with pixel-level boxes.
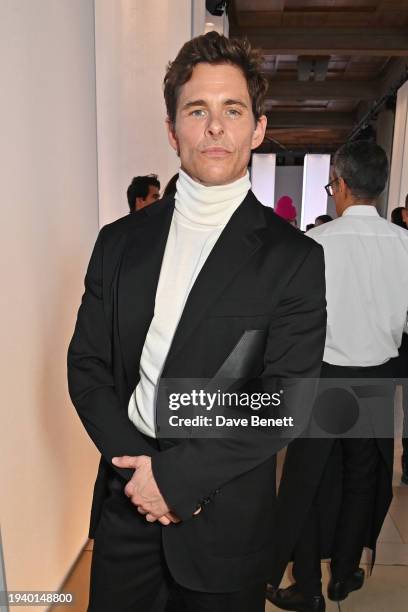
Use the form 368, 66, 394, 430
195, 166, 241, 187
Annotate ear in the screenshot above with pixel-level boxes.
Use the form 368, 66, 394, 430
338, 176, 347, 194
251, 115, 267, 150
166, 118, 179, 155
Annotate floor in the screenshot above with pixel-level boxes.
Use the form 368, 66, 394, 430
53, 388, 408, 611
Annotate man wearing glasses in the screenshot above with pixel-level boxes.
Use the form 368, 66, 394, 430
269, 140, 408, 612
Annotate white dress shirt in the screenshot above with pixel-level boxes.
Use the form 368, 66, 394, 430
307, 205, 408, 367
128, 169, 251, 437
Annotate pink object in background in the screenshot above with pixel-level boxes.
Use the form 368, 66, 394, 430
275, 195, 297, 221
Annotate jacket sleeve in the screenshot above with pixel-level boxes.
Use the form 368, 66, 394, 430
151, 243, 327, 520
67, 227, 157, 482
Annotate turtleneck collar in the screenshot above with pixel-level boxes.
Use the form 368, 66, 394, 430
174, 168, 251, 227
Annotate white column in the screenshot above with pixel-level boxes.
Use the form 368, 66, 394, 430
251, 153, 276, 207
376, 109, 395, 218
387, 80, 408, 219
301, 154, 331, 230
95, 0, 194, 226
192, 0, 206, 36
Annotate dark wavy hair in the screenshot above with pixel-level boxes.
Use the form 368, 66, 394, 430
163, 31, 268, 125
126, 174, 160, 212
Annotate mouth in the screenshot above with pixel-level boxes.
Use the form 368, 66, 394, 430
201, 147, 231, 158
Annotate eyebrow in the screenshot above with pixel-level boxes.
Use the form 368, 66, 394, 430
224, 99, 248, 109
181, 98, 249, 111
181, 100, 206, 111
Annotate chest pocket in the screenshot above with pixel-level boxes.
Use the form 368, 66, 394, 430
213, 329, 268, 380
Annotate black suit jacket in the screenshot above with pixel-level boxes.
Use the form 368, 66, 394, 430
67, 191, 326, 591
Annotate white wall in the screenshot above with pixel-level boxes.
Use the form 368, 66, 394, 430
376, 109, 395, 218
301, 154, 331, 230
0, 1, 99, 607
95, 0, 195, 226
274, 166, 304, 219
388, 80, 408, 219
251, 154, 276, 207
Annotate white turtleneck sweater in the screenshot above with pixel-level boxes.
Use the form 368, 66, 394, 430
128, 169, 251, 438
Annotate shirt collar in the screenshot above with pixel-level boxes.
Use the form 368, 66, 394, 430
342, 204, 379, 217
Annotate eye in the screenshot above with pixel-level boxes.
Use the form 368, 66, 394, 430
226, 108, 242, 117
190, 109, 207, 117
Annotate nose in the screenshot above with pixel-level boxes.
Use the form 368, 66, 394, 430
205, 112, 224, 138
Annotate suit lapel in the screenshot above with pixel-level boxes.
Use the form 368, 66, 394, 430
118, 200, 174, 388
163, 191, 268, 373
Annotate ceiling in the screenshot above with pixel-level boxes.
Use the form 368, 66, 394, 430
228, 0, 408, 154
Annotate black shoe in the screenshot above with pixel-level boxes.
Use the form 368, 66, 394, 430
327, 567, 365, 602
266, 583, 325, 612
402, 456, 408, 485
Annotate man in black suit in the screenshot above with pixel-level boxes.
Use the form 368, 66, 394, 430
68, 31, 326, 612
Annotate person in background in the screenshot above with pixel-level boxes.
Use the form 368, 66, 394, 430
127, 174, 160, 213
269, 140, 408, 612
275, 195, 298, 227
315, 214, 333, 226
162, 173, 179, 198
306, 223, 315, 232
391, 206, 407, 229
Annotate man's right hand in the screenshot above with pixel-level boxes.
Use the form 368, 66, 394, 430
144, 506, 201, 525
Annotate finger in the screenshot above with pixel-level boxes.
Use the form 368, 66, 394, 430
131, 455, 150, 468
145, 513, 160, 523
158, 515, 171, 525
165, 512, 181, 524
111, 455, 139, 469
137, 506, 148, 515
124, 482, 135, 498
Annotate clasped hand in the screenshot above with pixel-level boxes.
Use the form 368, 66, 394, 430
111, 454, 201, 525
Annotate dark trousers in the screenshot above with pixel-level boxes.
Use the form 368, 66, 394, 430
293, 438, 379, 594
293, 360, 392, 595
88, 453, 266, 611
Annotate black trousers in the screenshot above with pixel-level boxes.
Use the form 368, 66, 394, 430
88, 452, 266, 612
293, 437, 379, 594
292, 360, 392, 595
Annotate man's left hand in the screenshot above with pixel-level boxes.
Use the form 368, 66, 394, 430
112, 455, 178, 524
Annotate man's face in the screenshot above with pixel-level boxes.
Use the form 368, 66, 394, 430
166, 63, 267, 186
135, 185, 160, 211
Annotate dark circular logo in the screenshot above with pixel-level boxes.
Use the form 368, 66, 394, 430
313, 387, 359, 435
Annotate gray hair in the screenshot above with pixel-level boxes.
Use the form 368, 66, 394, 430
333, 140, 388, 200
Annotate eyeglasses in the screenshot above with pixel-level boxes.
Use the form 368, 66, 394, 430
324, 177, 339, 197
